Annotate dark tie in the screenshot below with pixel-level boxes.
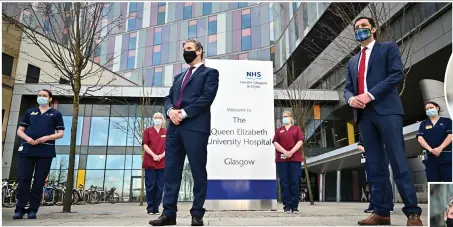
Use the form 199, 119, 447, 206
358, 47, 367, 95
175, 66, 195, 109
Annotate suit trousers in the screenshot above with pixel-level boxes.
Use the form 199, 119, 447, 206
162, 127, 209, 218
358, 107, 421, 217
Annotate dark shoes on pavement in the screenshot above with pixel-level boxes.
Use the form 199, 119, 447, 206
358, 213, 423, 226
148, 214, 204, 226
12, 211, 25, 219
364, 208, 373, 213
191, 216, 204, 226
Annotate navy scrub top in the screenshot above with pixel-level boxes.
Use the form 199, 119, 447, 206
19, 107, 65, 158
416, 117, 452, 152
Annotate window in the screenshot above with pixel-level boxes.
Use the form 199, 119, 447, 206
59, 77, 69, 84
157, 6, 165, 25
129, 32, 137, 49
153, 45, 161, 65
154, 27, 162, 45
183, 2, 192, 20
129, 2, 137, 12
208, 16, 217, 35
241, 9, 251, 29
238, 2, 248, 8
56, 116, 83, 145
89, 117, 109, 146
239, 53, 248, 60
207, 35, 217, 57
153, 67, 163, 86
241, 28, 251, 51
128, 50, 135, 69
188, 20, 197, 38
302, 3, 308, 29
128, 12, 136, 31
25, 64, 40, 83
203, 3, 212, 15
292, 2, 298, 14
2, 53, 14, 76
108, 117, 128, 146
158, 2, 166, 7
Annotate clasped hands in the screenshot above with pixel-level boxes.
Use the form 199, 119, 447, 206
283, 150, 295, 158
26, 136, 49, 145
169, 109, 184, 125
152, 154, 165, 161
350, 93, 372, 109
429, 147, 442, 157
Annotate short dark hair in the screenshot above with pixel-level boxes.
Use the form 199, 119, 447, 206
354, 16, 377, 39
39, 89, 53, 103
426, 101, 441, 112
183, 39, 204, 60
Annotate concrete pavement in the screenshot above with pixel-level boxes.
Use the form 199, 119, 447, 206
2, 202, 428, 226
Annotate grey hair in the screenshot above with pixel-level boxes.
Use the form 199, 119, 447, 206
183, 38, 204, 59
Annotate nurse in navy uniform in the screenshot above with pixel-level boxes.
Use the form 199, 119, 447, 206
416, 101, 452, 182
13, 89, 65, 219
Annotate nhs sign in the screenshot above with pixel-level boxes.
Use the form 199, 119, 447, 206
245, 72, 262, 80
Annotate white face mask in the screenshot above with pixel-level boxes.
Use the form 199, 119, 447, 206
154, 119, 163, 126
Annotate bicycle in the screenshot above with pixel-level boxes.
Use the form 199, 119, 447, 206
102, 187, 119, 204
2, 179, 17, 208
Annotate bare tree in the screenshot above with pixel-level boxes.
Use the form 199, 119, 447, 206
303, 2, 422, 95
2, 2, 128, 212
275, 59, 333, 206
106, 78, 162, 206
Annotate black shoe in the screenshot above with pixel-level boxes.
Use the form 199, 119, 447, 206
148, 215, 176, 226
364, 208, 373, 213
191, 216, 204, 226
292, 209, 300, 214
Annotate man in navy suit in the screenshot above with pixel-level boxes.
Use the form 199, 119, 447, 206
344, 17, 423, 226
149, 39, 219, 226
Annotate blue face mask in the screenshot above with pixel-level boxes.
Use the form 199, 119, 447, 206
282, 117, 290, 125
37, 97, 49, 106
355, 28, 372, 42
154, 119, 163, 126
426, 108, 438, 118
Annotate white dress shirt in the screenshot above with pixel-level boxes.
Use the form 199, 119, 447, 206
168, 62, 204, 119
348, 40, 376, 105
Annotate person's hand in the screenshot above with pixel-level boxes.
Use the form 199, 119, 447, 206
358, 145, 365, 152
349, 97, 366, 109
356, 93, 372, 105
153, 155, 160, 161
169, 109, 183, 125
36, 136, 49, 144
285, 151, 293, 158
432, 147, 442, 157
158, 154, 164, 160
26, 137, 38, 145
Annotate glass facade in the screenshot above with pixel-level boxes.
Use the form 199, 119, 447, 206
46, 103, 198, 202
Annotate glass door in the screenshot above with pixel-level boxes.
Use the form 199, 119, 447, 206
130, 176, 144, 202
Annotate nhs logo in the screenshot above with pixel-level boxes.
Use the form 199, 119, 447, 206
245, 72, 262, 80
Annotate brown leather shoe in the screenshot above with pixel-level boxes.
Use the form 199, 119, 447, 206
358, 213, 391, 225
407, 214, 423, 226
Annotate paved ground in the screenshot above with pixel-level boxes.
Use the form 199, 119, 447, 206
2, 202, 428, 226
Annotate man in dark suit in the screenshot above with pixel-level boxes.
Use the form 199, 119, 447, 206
149, 39, 219, 226
344, 17, 423, 226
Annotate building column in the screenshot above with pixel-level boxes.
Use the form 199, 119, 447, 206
347, 121, 355, 145
419, 79, 448, 117
319, 173, 324, 202
2, 94, 22, 179
336, 170, 341, 202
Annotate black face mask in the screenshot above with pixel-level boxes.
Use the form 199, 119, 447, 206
446, 218, 453, 227
183, 51, 198, 64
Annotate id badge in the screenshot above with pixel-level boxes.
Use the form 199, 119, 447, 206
361, 158, 366, 164
280, 154, 286, 160
18, 146, 23, 152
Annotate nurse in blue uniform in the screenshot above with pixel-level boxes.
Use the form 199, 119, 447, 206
416, 101, 452, 182
13, 89, 65, 219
